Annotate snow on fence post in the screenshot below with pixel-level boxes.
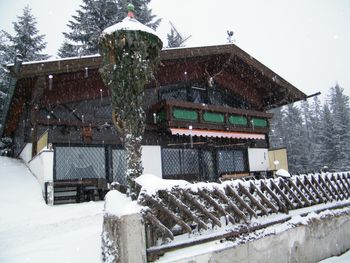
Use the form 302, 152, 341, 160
102, 190, 146, 263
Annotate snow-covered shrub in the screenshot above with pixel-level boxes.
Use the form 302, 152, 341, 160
0, 137, 13, 156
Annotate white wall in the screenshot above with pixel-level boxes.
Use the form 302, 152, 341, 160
141, 146, 162, 178
27, 150, 54, 196
19, 143, 32, 164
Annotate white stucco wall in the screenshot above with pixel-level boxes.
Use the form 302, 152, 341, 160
141, 146, 162, 178
19, 143, 32, 164
27, 150, 54, 196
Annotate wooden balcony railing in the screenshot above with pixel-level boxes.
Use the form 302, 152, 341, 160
149, 100, 273, 134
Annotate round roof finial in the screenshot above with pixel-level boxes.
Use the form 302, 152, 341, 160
127, 3, 135, 18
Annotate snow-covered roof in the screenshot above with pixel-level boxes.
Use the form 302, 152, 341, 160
4, 43, 306, 110
102, 16, 161, 40
6, 53, 101, 67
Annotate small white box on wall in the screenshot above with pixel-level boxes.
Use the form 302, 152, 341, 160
248, 148, 269, 172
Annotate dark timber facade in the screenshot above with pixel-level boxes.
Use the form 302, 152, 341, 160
3, 44, 306, 202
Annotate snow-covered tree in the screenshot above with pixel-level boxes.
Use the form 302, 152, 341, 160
57, 40, 79, 58
268, 106, 285, 149
4, 6, 49, 62
282, 104, 307, 173
59, 0, 161, 57
308, 96, 324, 170
329, 84, 350, 170
0, 31, 14, 89
0, 137, 13, 156
319, 102, 337, 170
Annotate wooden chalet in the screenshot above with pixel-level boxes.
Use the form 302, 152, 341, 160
3, 44, 306, 203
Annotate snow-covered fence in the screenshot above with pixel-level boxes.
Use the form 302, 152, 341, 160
136, 172, 350, 261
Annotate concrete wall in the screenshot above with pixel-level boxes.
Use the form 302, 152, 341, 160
102, 213, 147, 263
164, 213, 350, 263
142, 146, 162, 178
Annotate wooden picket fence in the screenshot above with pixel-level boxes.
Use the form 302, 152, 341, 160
137, 172, 350, 260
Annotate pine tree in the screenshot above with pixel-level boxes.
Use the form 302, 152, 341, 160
282, 104, 307, 173
59, 0, 161, 57
329, 85, 350, 170
319, 102, 337, 170
0, 31, 14, 90
268, 106, 285, 149
57, 40, 79, 58
6, 6, 49, 62
308, 96, 324, 170
300, 100, 314, 170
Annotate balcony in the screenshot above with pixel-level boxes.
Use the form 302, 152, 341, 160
149, 100, 273, 136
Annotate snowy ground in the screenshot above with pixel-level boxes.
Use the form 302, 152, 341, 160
319, 250, 350, 263
0, 156, 349, 263
0, 157, 104, 263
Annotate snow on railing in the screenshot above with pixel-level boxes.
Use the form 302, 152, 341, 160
136, 172, 350, 260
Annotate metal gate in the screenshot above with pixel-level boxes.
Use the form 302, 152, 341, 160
161, 146, 247, 181
54, 145, 127, 184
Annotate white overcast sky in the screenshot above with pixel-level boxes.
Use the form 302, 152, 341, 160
0, 0, 349, 101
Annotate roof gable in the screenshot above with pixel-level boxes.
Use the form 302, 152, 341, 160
6, 44, 306, 110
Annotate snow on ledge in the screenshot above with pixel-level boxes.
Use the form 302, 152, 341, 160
135, 174, 190, 196
276, 169, 291, 178
104, 190, 141, 217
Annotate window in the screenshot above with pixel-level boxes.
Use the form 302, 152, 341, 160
162, 148, 199, 177
218, 150, 246, 174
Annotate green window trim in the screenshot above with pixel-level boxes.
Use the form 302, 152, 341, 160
229, 115, 248, 126
203, 111, 225, 123
173, 108, 198, 121
251, 118, 268, 127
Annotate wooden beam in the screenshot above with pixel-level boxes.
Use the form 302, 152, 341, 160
213, 187, 249, 223
182, 190, 221, 227
279, 179, 303, 208
287, 179, 311, 206
250, 182, 279, 213
225, 185, 257, 218
260, 181, 288, 213
143, 194, 192, 233
197, 189, 235, 224
239, 183, 269, 216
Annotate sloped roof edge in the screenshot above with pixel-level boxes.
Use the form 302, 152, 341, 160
6, 43, 306, 103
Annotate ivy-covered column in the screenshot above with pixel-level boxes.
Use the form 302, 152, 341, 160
99, 4, 162, 198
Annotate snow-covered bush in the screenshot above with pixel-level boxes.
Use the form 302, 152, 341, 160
0, 137, 13, 156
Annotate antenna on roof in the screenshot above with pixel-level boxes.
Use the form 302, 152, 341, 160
227, 30, 234, 43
